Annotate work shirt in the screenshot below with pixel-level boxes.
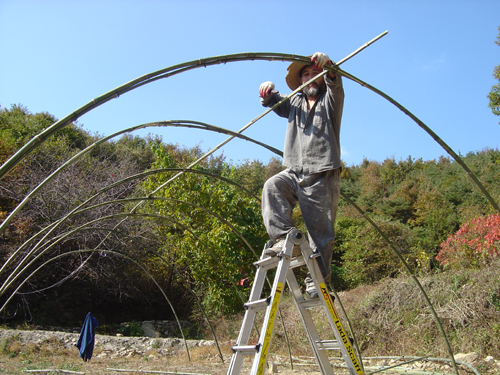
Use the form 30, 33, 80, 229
262, 75, 344, 174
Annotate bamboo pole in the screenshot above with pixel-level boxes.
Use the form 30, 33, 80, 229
339, 193, 459, 375
0, 45, 381, 182
142, 31, 389, 200
0, 120, 276, 234
0, 164, 262, 279
1, 248, 192, 361
106, 369, 210, 375
0, 202, 257, 301
331, 66, 500, 214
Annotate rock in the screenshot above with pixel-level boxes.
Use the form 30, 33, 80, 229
455, 352, 479, 364
484, 356, 495, 364
141, 321, 160, 338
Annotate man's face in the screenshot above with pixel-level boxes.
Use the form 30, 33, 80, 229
300, 65, 325, 96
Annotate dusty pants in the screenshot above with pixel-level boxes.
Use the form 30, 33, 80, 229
261, 168, 340, 283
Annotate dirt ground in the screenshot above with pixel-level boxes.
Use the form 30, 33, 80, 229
0, 328, 486, 374
0, 349, 337, 375
0, 328, 347, 374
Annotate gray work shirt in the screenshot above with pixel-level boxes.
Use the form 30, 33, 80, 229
262, 75, 344, 174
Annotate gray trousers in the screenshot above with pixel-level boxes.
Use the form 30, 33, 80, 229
261, 168, 340, 283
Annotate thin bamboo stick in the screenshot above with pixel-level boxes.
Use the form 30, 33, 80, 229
332, 66, 500, 214
0, 120, 276, 234
0, 205, 253, 305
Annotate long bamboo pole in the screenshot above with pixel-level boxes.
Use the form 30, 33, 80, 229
0, 200, 258, 298
0, 120, 275, 234
1, 248, 192, 361
332, 66, 500, 214
0, 44, 378, 182
340, 193, 459, 375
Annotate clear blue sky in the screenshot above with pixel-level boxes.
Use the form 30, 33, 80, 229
1, 0, 499, 167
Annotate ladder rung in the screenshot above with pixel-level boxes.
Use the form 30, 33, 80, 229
253, 254, 306, 270
231, 344, 261, 354
298, 298, 323, 310
244, 296, 271, 311
315, 340, 341, 350
253, 256, 280, 270
289, 257, 306, 269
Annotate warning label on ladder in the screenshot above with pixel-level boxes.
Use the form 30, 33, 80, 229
257, 282, 284, 375
319, 283, 363, 375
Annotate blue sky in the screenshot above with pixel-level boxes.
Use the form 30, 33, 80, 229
1, 0, 499, 167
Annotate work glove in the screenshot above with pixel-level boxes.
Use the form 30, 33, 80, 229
311, 52, 331, 69
259, 81, 275, 98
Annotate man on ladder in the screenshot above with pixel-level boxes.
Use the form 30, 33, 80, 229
227, 52, 355, 375
258, 52, 344, 297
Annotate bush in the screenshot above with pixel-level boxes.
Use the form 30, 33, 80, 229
436, 214, 500, 269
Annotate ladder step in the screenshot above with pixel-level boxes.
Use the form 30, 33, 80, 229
290, 256, 306, 268
231, 344, 261, 354
244, 296, 271, 311
253, 256, 280, 270
298, 298, 323, 310
315, 340, 341, 350
253, 255, 306, 270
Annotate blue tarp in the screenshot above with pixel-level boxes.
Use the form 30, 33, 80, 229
75, 312, 99, 361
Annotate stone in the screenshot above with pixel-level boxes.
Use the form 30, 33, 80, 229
454, 352, 478, 364
484, 356, 495, 364
141, 321, 160, 338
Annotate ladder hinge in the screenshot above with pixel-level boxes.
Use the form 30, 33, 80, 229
309, 251, 321, 259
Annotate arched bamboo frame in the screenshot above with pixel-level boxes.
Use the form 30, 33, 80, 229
3, 32, 498, 373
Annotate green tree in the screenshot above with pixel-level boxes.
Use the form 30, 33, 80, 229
488, 26, 500, 123
141, 143, 267, 315
340, 219, 429, 287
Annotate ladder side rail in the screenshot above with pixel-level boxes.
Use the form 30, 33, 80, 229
286, 268, 336, 375
227, 257, 270, 374
304, 252, 364, 375
249, 232, 300, 375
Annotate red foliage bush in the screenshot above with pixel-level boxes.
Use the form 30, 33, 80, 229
436, 213, 500, 268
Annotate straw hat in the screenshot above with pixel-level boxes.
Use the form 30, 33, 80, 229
285, 57, 312, 91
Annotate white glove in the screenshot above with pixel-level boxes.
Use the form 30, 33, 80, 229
259, 81, 275, 98
311, 52, 331, 69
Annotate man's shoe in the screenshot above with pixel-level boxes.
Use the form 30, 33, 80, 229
304, 275, 318, 299
306, 288, 319, 299
263, 238, 301, 257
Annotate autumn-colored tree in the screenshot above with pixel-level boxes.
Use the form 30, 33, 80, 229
436, 214, 500, 268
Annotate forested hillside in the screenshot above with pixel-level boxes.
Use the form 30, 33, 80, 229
0, 104, 499, 328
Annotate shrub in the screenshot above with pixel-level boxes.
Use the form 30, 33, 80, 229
436, 213, 500, 268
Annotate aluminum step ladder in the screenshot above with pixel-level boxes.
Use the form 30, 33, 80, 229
227, 228, 364, 375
